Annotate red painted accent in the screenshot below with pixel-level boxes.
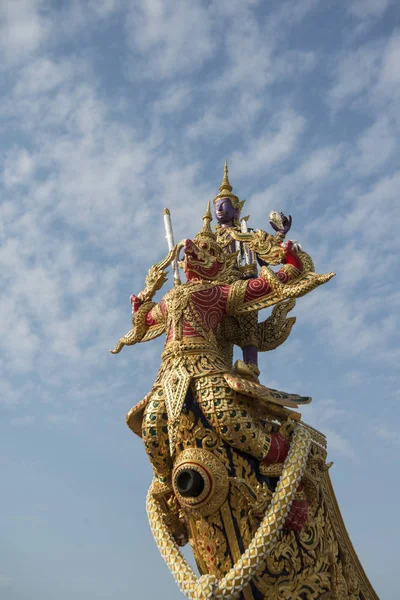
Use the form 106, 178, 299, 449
146, 299, 166, 326
146, 312, 157, 326
244, 277, 271, 303
167, 286, 230, 341
130, 294, 142, 313
284, 497, 308, 531
263, 433, 290, 465
283, 240, 303, 272
159, 262, 305, 341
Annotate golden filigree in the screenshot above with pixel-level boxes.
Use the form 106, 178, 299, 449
110, 301, 157, 354
140, 245, 181, 302
228, 228, 286, 266
190, 510, 233, 578
146, 423, 312, 600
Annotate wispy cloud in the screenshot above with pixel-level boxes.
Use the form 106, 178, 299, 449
125, 1, 215, 79
231, 110, 307, 176
0, 0, 50, 66
347, 0, 394, 21
305, 398, 356, 458
372, 422, 400, 445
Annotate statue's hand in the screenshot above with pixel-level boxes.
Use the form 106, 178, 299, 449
269, 211, 292, 235
130, 294, 142, 314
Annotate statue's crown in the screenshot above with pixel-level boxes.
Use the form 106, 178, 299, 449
191, 202, 239, 282
212, 159, 245, 214
194, 201, 217, 245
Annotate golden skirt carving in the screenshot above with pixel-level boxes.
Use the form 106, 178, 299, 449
146, 406, 379, 600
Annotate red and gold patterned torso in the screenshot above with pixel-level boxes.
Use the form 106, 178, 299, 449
145, 279, 277, 343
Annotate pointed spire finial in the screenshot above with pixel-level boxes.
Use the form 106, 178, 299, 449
219, 158, 233, 193
212, 159, 245, 219
194, 201, 217, 244
201, 201, 213, 234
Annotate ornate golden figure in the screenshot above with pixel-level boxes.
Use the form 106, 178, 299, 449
212, 160, 298, 380
111, 166, 379, 600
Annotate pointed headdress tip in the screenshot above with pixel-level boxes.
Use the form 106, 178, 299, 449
194, 201, 216, 244
212, 159, 243, 211
219, 158, 233, 193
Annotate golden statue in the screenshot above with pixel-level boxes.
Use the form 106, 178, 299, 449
111, 164, 379, 600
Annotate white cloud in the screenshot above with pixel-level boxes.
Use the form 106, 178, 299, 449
343, 370, 363, 386
300, 146, 342, 182
372, 423, 400, 444
266, 0, 321, 31
305, 398, 356, 458
151, 84, 192, 116
231, 110, 306, 177
329, 32, 400, 119
0, 0, 50, 66
14, 57, 76, 96
186, 91, 264, 141
322, 428, 355, 458
328, 42, 382, 110
2, 148, 36, 187
221, 17, 275, 91
0, 57, 215, 391
295, 285, 399, 365
375, 32, 400, 104
347, 0, 394, 20
125, 1, 215, 79
89, 0, 121, 18
245, 143, 342, 220
213, 2, 318, 92
53, 0, 122, 37
350, 115, 397, 175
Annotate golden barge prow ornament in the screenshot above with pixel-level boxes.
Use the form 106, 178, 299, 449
111, 164, 379, 600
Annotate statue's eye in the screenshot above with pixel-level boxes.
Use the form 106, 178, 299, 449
201, 243, 208, 249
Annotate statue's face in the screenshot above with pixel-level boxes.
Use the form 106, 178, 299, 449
214, 198, 237, 225
183, 238, 224, 281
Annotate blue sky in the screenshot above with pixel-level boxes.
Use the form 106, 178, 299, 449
0, 1, 399, 598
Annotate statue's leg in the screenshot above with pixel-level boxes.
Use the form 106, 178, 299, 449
238, 312, 259, 376
193, 375, 271, 460
141, 388, 172, 487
